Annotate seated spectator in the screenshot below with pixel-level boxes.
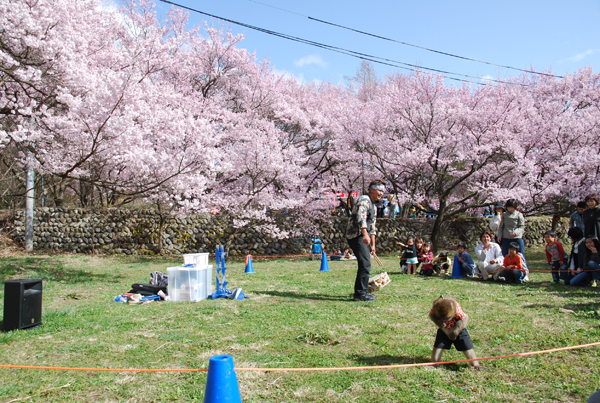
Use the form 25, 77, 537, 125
500, 242, 526, 284
565, 227, 586, 285
456, 242, 476, 278
474, 230, 504, 281
432, 252, 450, 275
344, 248, 356, 260
331, 249, 343, 261
570, 236, 600, 287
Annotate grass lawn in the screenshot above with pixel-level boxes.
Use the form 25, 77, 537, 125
0, 249, 599, 402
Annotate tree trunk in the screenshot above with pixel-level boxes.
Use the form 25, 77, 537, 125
430, 201, 447, 255
51, 177, 69, 207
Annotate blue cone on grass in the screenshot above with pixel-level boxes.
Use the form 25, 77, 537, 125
449, 255, 465, 279
245, 255, 254, 273
203, 355, 242, 403
319, 251, 329, 272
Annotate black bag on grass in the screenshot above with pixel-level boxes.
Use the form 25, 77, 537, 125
129, 283, 167, 296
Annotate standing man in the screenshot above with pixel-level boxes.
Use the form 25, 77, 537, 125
569, 201, 586, 232
346, 179, 385, 301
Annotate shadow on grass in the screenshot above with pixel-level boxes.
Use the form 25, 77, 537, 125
350, 354, 467, 372
260, 290, 350, 301
0, 257, 124, 284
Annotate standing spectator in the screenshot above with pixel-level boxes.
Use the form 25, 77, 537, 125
489, 203, 504, 243
415, 237, 425, 270
419, 241, 434, 276
346, 179, 386, 301
474, 231, 504, 281
497, 199, 526, 257
397, 237, 418, 275
388, 195, 397, 219
583, 194, 600, 240
569, 201, 587, 232
376, 199, 385, 218
544, 230, 566, 285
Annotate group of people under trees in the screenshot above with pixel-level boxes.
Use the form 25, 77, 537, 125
345, 179, 600, 302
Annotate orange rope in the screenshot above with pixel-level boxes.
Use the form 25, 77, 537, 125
1, 342, 598, 373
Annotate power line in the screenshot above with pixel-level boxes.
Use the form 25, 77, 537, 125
158, 0, 527, 86
248, 0, 306, 17
308, 17, 562, 79
248, 0, 563, 79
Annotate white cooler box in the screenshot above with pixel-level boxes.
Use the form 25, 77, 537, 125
167, 264, 213, 302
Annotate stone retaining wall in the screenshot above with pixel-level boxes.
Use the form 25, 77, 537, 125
11, 208, 569, 256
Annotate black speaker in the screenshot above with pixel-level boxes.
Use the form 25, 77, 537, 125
3, 279, 42, 331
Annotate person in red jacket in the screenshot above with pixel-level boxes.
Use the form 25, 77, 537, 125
544, 230, 566, 285
500, 242, 526, 284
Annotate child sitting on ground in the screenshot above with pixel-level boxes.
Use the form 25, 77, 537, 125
571, 236, 600, 287
432, 252, 450, 275
544, 230, 567, 285
456, 242, 476, 278
331, 249, 343, 261
419, 241, 434, 276
397, 236, 418, 274
500, 242, 526, 284
566, 227, 586, 285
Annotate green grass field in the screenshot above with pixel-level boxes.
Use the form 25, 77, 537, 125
0, 250, 599, 402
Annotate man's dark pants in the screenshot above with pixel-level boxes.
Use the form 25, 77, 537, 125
348, 236, 371, 295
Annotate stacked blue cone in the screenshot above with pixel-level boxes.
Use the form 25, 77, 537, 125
449, 255, 465, 279
319, 251, 329, 272
203, 355, 242, 403
245, 255, 254, 273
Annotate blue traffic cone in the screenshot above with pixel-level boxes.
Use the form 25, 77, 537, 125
319, 251, 329, 272
449, 255, 465, 278
203, 355, 242, 403
245, 255, 254, 273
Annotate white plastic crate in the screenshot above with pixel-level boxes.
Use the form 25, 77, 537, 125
167, 264, 213, 302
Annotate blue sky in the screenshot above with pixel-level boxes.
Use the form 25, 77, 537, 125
135, 0, 599, 86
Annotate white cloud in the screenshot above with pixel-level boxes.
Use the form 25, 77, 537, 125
273, 69, 307, 84
559, 49, 599, 63
480, 75, 494, 83
293, 54, 328, 68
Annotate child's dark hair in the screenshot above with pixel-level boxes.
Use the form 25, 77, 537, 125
585, 194, 600, 205
577, 201, 587, 208
585, 236, 600, 254
508, 242, 520, 251
438, 252, 448, 258
544, 230, 556, 238
567, 227, 583, 241
457, 242, 467, 249
505, 199, 519, 209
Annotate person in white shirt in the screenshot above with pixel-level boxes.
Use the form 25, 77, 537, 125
474, 230, 504, 281
488, 203, 504, 243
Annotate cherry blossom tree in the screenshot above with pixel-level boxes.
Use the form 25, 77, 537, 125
3, 0, 600, 253
343, 72, 534, 251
